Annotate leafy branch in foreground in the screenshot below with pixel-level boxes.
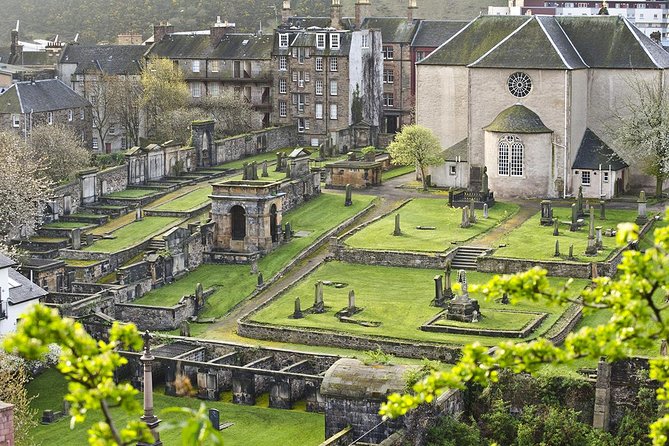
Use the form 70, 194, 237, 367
381, 211, 669, 445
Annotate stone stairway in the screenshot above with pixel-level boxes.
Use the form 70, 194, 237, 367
451, 246, 488, 270
147, 237, 167, 252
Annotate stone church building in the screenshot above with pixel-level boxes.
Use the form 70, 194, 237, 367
418, 15, 669, 198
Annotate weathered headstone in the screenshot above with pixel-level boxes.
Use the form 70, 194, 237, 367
195, 283, 203, 302
599, 200, 606, 220
251, 161, 259, 180
293, 297, 303, 319
460, 206, 471, 228
136, 207, 143, 221
458, 269, 468, 295
553, 218, 559, 236
585, 206, 598, 256
275, 152, 283, 171
257, 273, 264, 288
636, 190, 648, 225
179, 320, 191, 337
285, 161, 292, 178
443, 262, 454, 301
595, 226, 603, 249
284, 222, 292, 241
501, 293, 509, 305
313, 281, 325, 313
71, 228, 81, 249
577, 186, 585, 217
242, 162, 249, 180
434, 275, 443, 305
209, 408, 220, 431
554, 240, 560, 257
472, 310, 480, 323
570, 203, 578, 232
591, 262, 599, 279
344, 184, 353, 206
568, 244, 575, 260
86, 233, 95, 246
469, 199, 477, 224
393, 214, 401, 236
250, 260, 258, 275
540, 200, 553, 225
261, 160, 269, 177
348, 290, 356, 312
481, 166, 489, 197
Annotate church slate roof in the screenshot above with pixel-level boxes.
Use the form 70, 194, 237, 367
483, 105, 553, 134
361, 17, 419, 43
411, 20, 468, 48
441, 138, 468, 162
60, 45, 146, 75
572, 128, 628, 170
149, 33, 273, 60
7, 269, 48, 305
0, 253, 16, 269
0, 78, 90, 114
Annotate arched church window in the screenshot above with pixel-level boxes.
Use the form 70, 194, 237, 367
231, 205, 246, 240
498, 135, 524, 176
507, 72, 532, 98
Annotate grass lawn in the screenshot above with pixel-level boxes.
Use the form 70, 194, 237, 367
434, 310, 541, 331
250, 262, 588, 346
639, 217, 668, 251
84, 217, 182, 253
345, 199, 519, 252
104, 188, 159, 199
134, 192, 376, 317
153, 186, 212, 212
493, 208, 639, 262
62, 258, 103, 267
42, 221, 91, 229
211, 151, 286, 170
382, 165, 415, 181
28, 369, 324, 446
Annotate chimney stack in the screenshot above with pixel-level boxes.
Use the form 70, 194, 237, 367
281, 0, 292, 25
355, 0, 371, 29
330, 0, 342, 29
211, 16, 235, 45
407, 0, 417, 23
152, 21, 174, 43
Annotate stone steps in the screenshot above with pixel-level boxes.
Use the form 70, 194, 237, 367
451, 246, 488, 270
147, 237, 167, 252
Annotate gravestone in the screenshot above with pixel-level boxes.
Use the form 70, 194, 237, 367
481, 166, 489, 197
257, 273, 264, 288
136, 207, 143, 221
460, 206, 471, 228
469, 199, 477, 224
595, 226, 603, 249
434, 275, 443, 305
250, 260, 258, 275
344, 184, 353, 206
319, 144, 326, 160
285, 161, 292, 179
251, 162, 259, 180
195, 283, 203, 304
209, 409, 220, 431
443, 262, 454, 301
71, 228, 81, 249
472, 310, 480, 323
483, 203, 489, 219
261, 161, 269, 177
585, 206, 598, 256
568, 244, 575, 260
540, 200, 553, 226
313, 281, 325, 313
284, 222, 292, 241
86, 234, 95, 246
393, 214, 401, 236
599, 200, 606, 220
275, 152, 283, 171
348, 290, 356, 312
553, 218, 559, 236
63, 195, 72, 215
577, 186, 585, 218
293, 297, 304, 319
242, 163, 249, 180
636, 190, 648, 225
501, 293, 509, 305
570, 203, 579, 232
554, 240, 560, 257
180, 320, 191, 337
446, 270, 481, 322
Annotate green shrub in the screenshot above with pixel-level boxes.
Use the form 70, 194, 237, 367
403, 359, 442, 392
426, 415, 481, 446
362, 347, 393, 365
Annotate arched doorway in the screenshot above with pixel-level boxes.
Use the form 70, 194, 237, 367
231, 205, 246, 240
270, 204, 278, 243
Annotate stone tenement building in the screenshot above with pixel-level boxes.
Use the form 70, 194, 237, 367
418, 14, 669, 199
146, 18, 274, 128
271, 1, 383, 148
58, 44, 147, 152
0, 78, 92, 145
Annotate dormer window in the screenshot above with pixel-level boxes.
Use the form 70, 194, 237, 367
330, 33, 340, 50
192, 60, 200, 73
279, 33, 289, 48
316, 33, 326, 49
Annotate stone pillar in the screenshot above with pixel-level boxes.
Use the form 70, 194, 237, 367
270, 377, 293, 409
570, 203, 578, 232
393, 214, 401, 236
348, 290, 356, 312
636, 190, 648, 225
593, 360, 611, 431
434, 275, 443, 305
0, 401, 14, 446
314, 281, 325, 313
71, 228, 81, 250
599, 200, 606, 220
138, 331, 162, 446
595, 226, 603, 249
232, 371, 256, 405
460, 206, 470, 228
293, 297, 303, 319
585, 206, 597, 256
344, 184, 352, 206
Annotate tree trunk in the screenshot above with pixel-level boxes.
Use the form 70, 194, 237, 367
419, 164, 428, 191
656, 175, 664, 198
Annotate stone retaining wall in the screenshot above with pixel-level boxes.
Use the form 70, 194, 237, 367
333, 245, 456, 269
213, 125, 297, 165
115, 297, 196, 331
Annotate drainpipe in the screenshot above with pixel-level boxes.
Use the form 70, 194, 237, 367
609, 164, 613, 198
563, 70, 569, 199
599, 163, 602, 198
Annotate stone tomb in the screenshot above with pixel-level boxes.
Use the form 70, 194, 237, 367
210, 180, 285, 256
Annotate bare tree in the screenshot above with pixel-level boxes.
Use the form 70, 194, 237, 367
114, 77, 143, 148
198, 93, 256, 137
141, 57, 190, 138
83, 72, 116, 151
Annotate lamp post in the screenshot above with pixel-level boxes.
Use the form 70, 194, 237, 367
138, 330, 162, 446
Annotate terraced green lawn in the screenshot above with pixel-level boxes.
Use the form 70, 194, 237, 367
250, 262, 588, 346
211, 151, 286, 170
104, 188, 159, 199
493, 208, 639, 262
42, 221, 91, 229
152, 186, 212, 212
346, 199, 519, 252
84, 216, 182, 253
382, 165, 415, 181
28, 369, 324, 446
134, 192, 376, 317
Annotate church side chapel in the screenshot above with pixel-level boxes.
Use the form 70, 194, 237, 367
417, 14, 669, 198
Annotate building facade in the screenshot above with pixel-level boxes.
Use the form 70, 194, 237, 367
0, 253, 47, 335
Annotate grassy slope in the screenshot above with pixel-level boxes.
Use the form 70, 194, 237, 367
251, 261, 588, 346
153, 186, 212, 212
84, 217, 182, 253
493, 208, 638, 262
346, 200, 519, 251
27, 369, 324, 446
134, 192, 376, 315
104, 188, 158, 199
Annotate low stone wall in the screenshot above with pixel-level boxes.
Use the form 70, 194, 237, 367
333, 245, 456, 269
420, 311, 547, 338
115, 298, 195, 331
544, 303, 582, 345
401, 389, 465, 446
214, 125, 297, 165
477, 256, 592, 278
98, 164, 128, 196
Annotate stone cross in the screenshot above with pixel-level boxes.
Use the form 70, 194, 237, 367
570, 203, 578, 232
469, 199, 477, 224
595, 226, 603, 249
457, 269, 468, 296
344, 184, 353, 206
585, 206, 598, 256
636, 190, 648, 225
434, 275, 443, 305
599, 200, 606, 220
554, 240, 560, 257
443, 262, 454, 300
313, 281, 325, 313
460, 206, 470, 228
393, 214, 401, 236
293, 297, 303, 319
483, 203, 489, 219
136, 207, 143, 221
275, 152, 283, 171
348, 290, 356, 312
261, 160, 269, 177
577, 186, 584, 217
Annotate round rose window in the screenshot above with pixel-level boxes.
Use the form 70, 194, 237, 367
507, 72, 532, 98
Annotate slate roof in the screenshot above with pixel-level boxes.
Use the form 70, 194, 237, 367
7, 269, 48, 305
411, 20, 468, 48
361, 17, 419, 43
572, 128, 628, 170
483, 105, 553, 134
441, 138, 468, 162
421, 15, 669, 69
148, 33, 273, 60
0, 253, 16, 269
60, 45, 145, 75
12, 51, 60, 66
273, 30, 353, 56
0, 79, 90, 114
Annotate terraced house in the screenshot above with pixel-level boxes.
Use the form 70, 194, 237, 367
146, 18, 274, 128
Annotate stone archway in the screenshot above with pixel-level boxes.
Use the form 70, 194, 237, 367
231, 205, 246, 241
